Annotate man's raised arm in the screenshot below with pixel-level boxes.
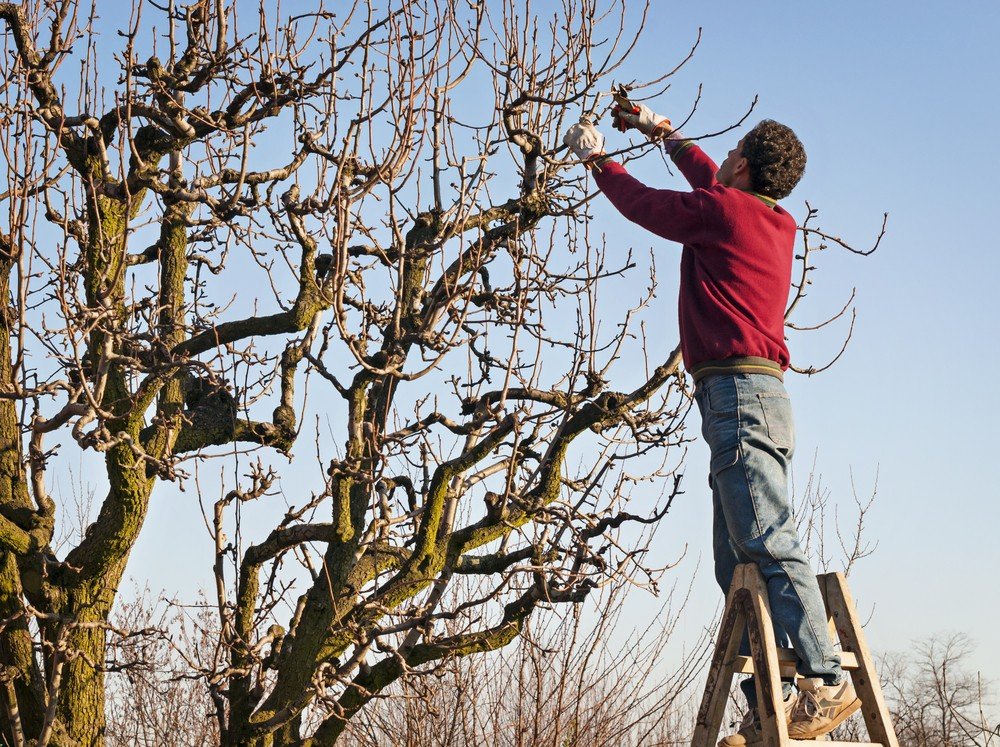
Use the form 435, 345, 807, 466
613, 102, 719, 190
562, 120, 711, 246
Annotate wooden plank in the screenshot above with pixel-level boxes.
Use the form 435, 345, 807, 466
790, 742, 885, 746
817, 571, 841, 648
690, 564, 748, 747
731, 650, 860, 675
743, 564, 791, 747
820, 573, 900, 747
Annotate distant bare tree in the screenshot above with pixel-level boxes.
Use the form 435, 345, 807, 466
884, 634, 997, 747
106, 590, 221, 747
794, 461, 880, 576
338, 576, 713, 747
830, 634, 998, 746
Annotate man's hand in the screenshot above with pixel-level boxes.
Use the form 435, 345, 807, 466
563, 119, 606, 165
612, 102, 672, 140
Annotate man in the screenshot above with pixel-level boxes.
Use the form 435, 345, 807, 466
563, 106, 861, 744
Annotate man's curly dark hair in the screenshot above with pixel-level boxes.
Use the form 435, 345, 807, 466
741, 120, 806, 200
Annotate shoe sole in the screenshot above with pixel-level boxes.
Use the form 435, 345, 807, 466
787, 697, 862, 740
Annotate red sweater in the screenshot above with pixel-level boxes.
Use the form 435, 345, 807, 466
593, 144, 795, 371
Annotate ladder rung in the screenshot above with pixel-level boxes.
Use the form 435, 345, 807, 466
731, 649, 860, 675
790, 743, 884, 746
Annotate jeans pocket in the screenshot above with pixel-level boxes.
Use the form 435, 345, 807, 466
704, 376, 738, 414
707, 446, 739, 489
710, 447, 739, 484
757, 392, 794, 450
700, 378, 740, 483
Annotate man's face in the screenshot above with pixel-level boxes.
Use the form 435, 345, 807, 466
716, 137, 747, 187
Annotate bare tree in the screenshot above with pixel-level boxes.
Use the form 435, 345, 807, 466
793, 460, 880, 576
831, 634, 999, 746
105, 590, 221, 747
0, 0, 879, 744
883, 634, 998, 747
337, 575, 713, 747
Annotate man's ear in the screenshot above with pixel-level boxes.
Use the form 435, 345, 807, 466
733, 156, 752, 189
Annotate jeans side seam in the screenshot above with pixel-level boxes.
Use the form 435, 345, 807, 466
771, 555, 831, 676
737, 499, 831, 673
735, 383, 765, 542
734, 384, 831, 676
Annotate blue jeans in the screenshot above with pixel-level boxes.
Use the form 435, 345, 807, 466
694, 374, 843, 703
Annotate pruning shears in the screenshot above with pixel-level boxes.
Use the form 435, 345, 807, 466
611, 84, 639, 132
612, 84, 639, 114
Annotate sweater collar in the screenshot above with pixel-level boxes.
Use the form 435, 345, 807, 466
748, 191, 778, 209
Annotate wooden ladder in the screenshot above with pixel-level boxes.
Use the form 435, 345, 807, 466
690, 563, 900, 747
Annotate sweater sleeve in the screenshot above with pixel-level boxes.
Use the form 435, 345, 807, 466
592, 160, 710, 245
668, 141, 719, 190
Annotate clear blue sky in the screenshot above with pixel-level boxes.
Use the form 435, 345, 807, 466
118, 0, 1000, 687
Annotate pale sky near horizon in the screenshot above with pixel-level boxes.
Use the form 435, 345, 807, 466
96, 0, 1000, 693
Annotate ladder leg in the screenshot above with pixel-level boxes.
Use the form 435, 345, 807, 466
819, 573, 900, 747
691, 565, 748, 747
744, 564, 791, 747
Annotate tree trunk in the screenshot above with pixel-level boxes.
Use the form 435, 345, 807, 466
0, 552, 47, 740
57, 590, 111, 746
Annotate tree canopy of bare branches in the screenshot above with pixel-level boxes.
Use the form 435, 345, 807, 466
0, 1, 878, 744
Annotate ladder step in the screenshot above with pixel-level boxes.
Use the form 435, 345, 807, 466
731, 649, 859, 675
790, 743, 884, 746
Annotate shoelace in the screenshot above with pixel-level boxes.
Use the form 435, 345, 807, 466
792, 691, 820, 720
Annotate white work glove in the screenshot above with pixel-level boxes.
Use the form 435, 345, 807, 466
612, 102, 672, 140
563, 119, 606, 164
